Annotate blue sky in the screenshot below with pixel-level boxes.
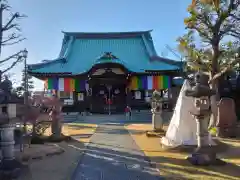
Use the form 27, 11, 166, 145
5, 0, 191, 90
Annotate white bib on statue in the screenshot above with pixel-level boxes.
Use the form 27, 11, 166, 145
161, 80, 215, 147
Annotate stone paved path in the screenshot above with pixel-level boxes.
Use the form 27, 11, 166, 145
71, 123, 162, 180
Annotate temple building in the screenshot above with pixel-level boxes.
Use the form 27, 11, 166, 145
28, 30, 182, 114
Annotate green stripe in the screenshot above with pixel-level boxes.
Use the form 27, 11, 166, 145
137, 76, 142, 90
47, 78, 53, 89
74, 79, 80, 92
163, 76, 169, 89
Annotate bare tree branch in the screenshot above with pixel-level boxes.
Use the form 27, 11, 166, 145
2, 12, 24, 31
2, 55, 23, 73
0, 0, 27, 73
2, 33, 22, 43
0, 50, 22, 64
2, 37, 25, 46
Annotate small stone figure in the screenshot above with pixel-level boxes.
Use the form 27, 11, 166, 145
184, 72, 225, 166
151, 90, 164, 131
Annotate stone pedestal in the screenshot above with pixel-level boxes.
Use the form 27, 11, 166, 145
186, 114, 225, 166
51, 119, 62, 139
0, 124, 15, 160
152, 109, 163, 131
0, 124, 22, 178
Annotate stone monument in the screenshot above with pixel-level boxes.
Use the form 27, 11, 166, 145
216, 98, 237, 137
184, 72, 225, 166
151, 90, 164, 131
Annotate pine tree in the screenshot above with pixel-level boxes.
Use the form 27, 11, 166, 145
16, 69, 34, 96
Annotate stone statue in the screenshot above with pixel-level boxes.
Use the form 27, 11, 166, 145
184, 72, 225, 166
151, 90, 164, 131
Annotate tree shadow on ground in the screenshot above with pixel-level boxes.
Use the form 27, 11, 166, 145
17, 137, 86, 180
68, 138, 240, 180
126, 125, 240, 180
95, 126, 145, 135
68, 139, 163, 180
150, 155, 240, 180
64, 124, 96, 130
66, 123, 145, 135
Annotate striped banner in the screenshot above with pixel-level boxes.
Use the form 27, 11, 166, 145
46, 78, 86, 92
129, 76, 171, 90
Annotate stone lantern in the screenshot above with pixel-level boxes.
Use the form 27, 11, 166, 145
184, 72, 225, 165
0, 75, 24, 178
151, 90, 164, 131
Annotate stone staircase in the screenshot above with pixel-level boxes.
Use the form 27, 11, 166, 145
131, 110, 152, 123
81, 114, 126, 123
62, 113, 79, 123
131, 110, 172, 124
61, 110, 173, 124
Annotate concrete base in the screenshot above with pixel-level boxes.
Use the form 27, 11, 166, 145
186, 147, 226, 166
152, 111, 163, 131
0, 159, 23, 179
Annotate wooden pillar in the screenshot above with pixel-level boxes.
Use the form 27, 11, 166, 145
168, 76, 173, 110
86, 80, 92, 111
126, 88, 131, 106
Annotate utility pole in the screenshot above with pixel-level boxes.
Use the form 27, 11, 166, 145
23, 49, 28, 105
0, 1, 3, 56
23, 49, 28, 134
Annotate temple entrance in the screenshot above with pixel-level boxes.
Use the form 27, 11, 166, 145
91, 82, 126, 114
87, 62, 128, 114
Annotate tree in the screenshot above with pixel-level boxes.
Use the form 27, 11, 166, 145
192, 0, 221, 8
0, 0, 26, 73
178, 0, 240, 128
15, 69, 34, 96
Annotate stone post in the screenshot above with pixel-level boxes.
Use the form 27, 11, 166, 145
151, 90, 164, 131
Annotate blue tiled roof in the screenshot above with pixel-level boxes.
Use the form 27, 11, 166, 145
28, 31, 180, 75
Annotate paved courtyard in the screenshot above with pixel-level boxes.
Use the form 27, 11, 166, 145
70, 116, 162, 180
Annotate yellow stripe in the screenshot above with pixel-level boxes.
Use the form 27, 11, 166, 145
132, 76, 138, 90
158, 76, 163, 90
70, 79, 75, 91
44, 79, 48, 90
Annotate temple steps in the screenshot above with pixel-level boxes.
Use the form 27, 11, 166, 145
62, 113, 79, 123
61, 111, 172, 124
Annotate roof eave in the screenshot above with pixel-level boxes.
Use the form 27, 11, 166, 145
61, 30, 153, 39
27, 58, 66, 70
150, 56, 184, 68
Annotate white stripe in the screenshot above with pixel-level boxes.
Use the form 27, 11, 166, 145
147, 76, 153, 90
58, 78, 64, 91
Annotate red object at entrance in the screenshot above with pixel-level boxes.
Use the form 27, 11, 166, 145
107, 98, 112, 105
104, 95, 112, 105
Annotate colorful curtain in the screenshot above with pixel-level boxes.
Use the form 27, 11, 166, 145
129, 76, 171, 90
45, 78, 86, 92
